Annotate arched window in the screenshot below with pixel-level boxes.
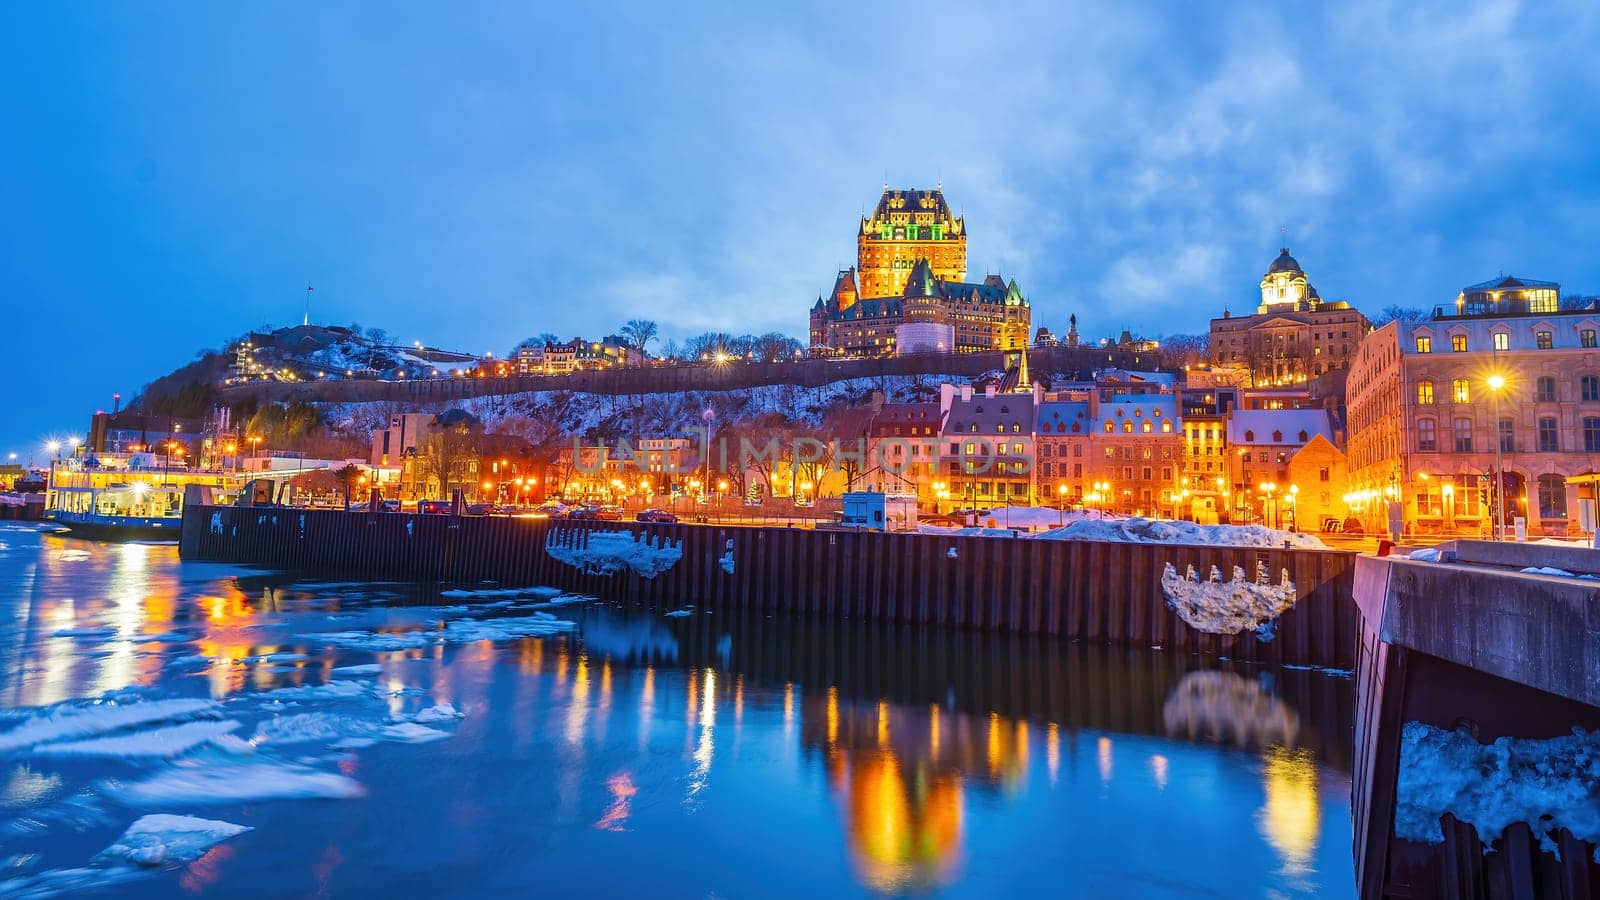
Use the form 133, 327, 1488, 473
1298, 430, 1308, 442
1071, 422, 1081, 433
1161, 421, 1173, 433
1244, 430, 1255, 442
1122, 421, 1133, 433
1104, 422, 1113, 433
1272, 430, 1283, 443
1141, 421, 1153, 433
1537, 474, 1567, 519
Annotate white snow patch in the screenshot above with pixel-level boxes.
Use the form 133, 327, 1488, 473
33, 721, 241, 759
946, 547, 958, 559
0, 700, 221, 753
663, 609, 693, 618
546, 529, 683, 578
100, 814, 251, 866
310, 630, 435, 652
1408, 548, 1443, 562
1036, 517, 1327, 549
1396, 722, 1600, 856
257, 680, 371, 702
1160, 561, 1298, 641
253, 713, 374, 746
110, 760, 365, 804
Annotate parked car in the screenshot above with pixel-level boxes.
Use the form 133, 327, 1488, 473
593, 506, 624, 521
636, 508, 678, 523
417, 500, 452, 515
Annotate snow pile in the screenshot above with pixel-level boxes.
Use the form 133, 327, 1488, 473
1035, 517, 1328, 549
1519, 566, 1600, 580
546, 529, 683, 578
0, 699, 221, 753
964, 506, 1124, 531
1160, 561, 1298, 640
412, 703, 462, 725
917, 525, 1021, 537
1396, 721, 1600, 856
110, 760, 366, 804
100, 814, 250, 866
32, 721, 241, 759
1408, 548, 1443, 562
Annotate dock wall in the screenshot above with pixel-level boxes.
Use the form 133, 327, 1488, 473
180, 505, 1358, 668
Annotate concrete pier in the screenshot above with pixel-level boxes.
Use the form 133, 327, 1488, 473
1352, 542, 1600, 899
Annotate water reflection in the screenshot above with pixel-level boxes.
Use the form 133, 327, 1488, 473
0, 531, 1355, 898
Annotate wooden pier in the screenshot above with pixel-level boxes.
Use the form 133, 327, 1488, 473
178, 504, 1359, 668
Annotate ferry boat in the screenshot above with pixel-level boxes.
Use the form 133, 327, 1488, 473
45, 452, 243, 542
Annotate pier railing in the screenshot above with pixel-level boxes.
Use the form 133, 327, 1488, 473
180, 505, 1359, 667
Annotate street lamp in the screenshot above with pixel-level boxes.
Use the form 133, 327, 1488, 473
1056, 482, 1068, 526
1486, 373, 1507, 541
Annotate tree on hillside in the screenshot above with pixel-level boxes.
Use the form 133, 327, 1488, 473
753, 332, 802, 363
1370, 306, 1427, 327
1158, 333, 1209, 369
511, 333, 562, 356
683, 332, 733, 360
619, 319, 659, 356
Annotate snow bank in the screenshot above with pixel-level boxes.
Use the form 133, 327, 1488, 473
100, 814, 250, 866
111, 760, 366, 804
1396, 722, 1600, 856
32, 721, 241, 759
0, 699, 220, 753
1034, 517, 1327, 549
546, 529, 683, 578
412, 703, 462, 724
1160, 561, 1298, 640
1408, 548, 1442, 562
1519, 566, 1600, 581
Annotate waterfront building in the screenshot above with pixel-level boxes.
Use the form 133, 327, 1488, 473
809, 187, 1031, 357
1225, 408, 1341, 527
1034, 395, 1093, 505
861, 402, 945, 501
937, 383, 1038, 508
1345, 275, 1599, 537
1209, 249, 1370, 387
1089, 390, 1183, 516
517, 337, 636, 374
1179, 385, 1238, 523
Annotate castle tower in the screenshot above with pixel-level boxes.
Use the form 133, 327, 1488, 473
858, 187, 966, 298
1258, 248, 1320, 313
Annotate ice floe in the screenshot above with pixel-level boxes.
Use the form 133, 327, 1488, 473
663, 609, 693, 618
1396, 721, 1600, 857
100, 813, 250, 866
1160, 561, 1297, 640
378, 722, 451, 743
32, 721, 241, 759
49, 626, 117, 641
251, 652, 309, 664
258, 680, 371, 702
330, 664, 384, 676
411, 703, 462, 724
110, 760, 366, 804
546, 529, 683, 578
0, 700, 221, 753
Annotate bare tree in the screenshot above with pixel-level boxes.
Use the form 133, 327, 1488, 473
619, 319, 659, 356
753, 331, 803, 362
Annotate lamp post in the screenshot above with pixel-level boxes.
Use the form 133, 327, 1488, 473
1056, 483, 1068, 526
1485, 373, 1508, 540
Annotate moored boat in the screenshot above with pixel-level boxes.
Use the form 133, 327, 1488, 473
45, 452, 243, 542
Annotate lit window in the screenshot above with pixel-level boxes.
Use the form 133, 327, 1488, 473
1416, 380, 1434, 404
1451, 335, 1468, 352
1452, 379, 1470, 403
1537, 331, 1553, 350
1582, 330, 1597, 349
1415, 336, 1432, 353
1493, 332, 1509, 351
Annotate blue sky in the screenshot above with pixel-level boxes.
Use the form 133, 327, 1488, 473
3, 1, 1598, 458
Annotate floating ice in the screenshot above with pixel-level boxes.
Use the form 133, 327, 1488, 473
0, 700, 221, 753
1396, 721, 1600, 856
135, 632, 189, 644
168, 655, 210, 668
254, 713, 375, 745
257, 680, 372, 702
663, 609, 692, 618
33, 720, 241, 759
100, 813, 251, 866
947, 547, 958, 559
310, 630, 434, 652
378, 722, 450, 743
330, 664, 383, 676
527, 594, 592, 609
412, 703, 462, 724
110, 760, 366, 804
1160, 561, 1297, 640
546, 529, 683, 578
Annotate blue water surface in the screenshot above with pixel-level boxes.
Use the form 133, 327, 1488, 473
0, 524, 1355, 897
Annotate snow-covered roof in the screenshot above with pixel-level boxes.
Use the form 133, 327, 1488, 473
1226, 409, 1333, 446
1093, 395, 1180, 434
942, 395, 1035, 436
1036, 400, 1091, 434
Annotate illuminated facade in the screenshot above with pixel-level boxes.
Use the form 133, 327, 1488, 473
1209, 249, 1369, 386
810, 187, 1030, 357
1346, 276, 1600, 537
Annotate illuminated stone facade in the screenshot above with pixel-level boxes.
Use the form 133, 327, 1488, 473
1209, 249, 1369, 387
810, 187, 1030, 357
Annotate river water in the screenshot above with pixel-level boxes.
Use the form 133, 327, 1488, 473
0, 524, 1355, 897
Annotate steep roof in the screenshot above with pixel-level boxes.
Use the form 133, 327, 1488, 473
1226, 409, 1333, 446
1461, 274, 1559, 292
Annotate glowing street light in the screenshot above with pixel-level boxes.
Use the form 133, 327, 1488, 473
1486, 373, 1508, 540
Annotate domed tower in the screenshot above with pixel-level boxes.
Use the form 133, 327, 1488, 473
894, 258, 954, 355
1258, 248, 1320, 313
